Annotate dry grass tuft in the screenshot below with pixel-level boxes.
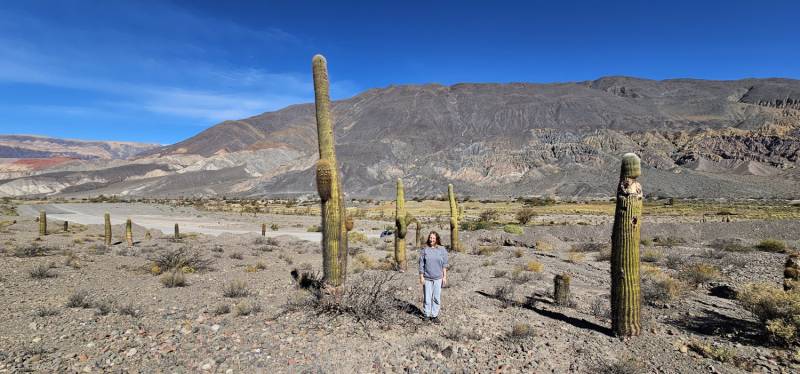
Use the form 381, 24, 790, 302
159, 271, 187, 288
680, 263, 721, 286
222, 280, 250, 298
525, 260, 543, 272
641, 249, 663, 263
567, 252, 585, 263
755, 239, 787, 253
28, 261, 56, 279
65, 289, 92, 308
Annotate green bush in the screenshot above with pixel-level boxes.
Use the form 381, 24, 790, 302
680, 263, 721, 286
503, 225, 524, 235
755, 239, 787, 253
307, 225, 323, 232
738, 283, 800, 346
348, 231, 368, 244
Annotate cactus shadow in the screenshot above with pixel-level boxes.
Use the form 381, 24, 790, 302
476, 291, 613, 336
664, 310, 768, 347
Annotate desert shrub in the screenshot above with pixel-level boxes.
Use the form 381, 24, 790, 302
213, 303, 231, 315
511, 267, 533, 284
94, 298, 114, 316
348, 231, 368, 244
737, 283, 800, 346
351, 253, 377, 273
688, 343, 754, 371
503, 225, 524, 235
35, 306, 60, 317
680, 263, 721, 286
515, 207, 538, 225
567, 252, 585, 263
270, 223, 280, 231
229, 252, 244, 260
640, 238, 653, 246
590, 297, 610, 320
570, 243, 606, 253
479, 209, 500, 222
234, 301, 262, 316
244, 266, 258, 273
307, 225, 323, 232
640, 263, 661, 277
297, 262, 312, 270
512, 248, 524, 258
654, 237, 684, 247
664, 253, 688, 270
508, 323, 537, 341
755, 239, 787, 253
14, 243, 57, 258
475, 246, 500, 256
641, 273, 685, 304
278, 253, 293, 264
493, 269, 507, 278
222, 280, 249, 298
65, 289, 92, 308
641, 249, 663, 263
536, 241, 554, 252
482, 259, 493, 266
119, 303, 137, 317
71, 238, 83, 244
593, 353, 646, 374
28, 261, 56, 279
709, 238, 752, 252
595, 246, 612, 262
493, 283, 515, 308
255, 261, 267, 270
159, 271, 187, 287
147, 247, 212, 275
525, 260, 543, 272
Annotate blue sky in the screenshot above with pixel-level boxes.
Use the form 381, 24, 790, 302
1, 0, 798, 145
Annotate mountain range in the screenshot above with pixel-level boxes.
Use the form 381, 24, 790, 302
2, 76, 800, 200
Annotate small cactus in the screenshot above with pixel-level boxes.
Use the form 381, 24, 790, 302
126, 219, 134, 246
313, 54, 348, 288
262, 223, 266, 236
554, 274, 571, 306
174, 223, 180, 239
39, 210, 46, 236
610, 153, 643, 337
448, 184, 460, 251
785, 253, 800, 291
63, 221, 69, 232
395, 178, 407, 271
104, 212, 112, 246
408, 216, 422, 247
458, 205, 465, 220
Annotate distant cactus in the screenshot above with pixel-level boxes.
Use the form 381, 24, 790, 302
408, 216, 421, 247
63, 221, 69, 232
145, 230, 151, 240
611, 153, 643, 337
785, 253, 800, 291
395, 178, 407, 271
126, 219, 134, 246
39, 210, 46, 235
262, 223, 266, 236
174, 223, 179, 239
313, 54, 348, 288
448, 185, 462, 252
104, 212, 112, 246
554, 274, 571, 306
458, 204, 464, 220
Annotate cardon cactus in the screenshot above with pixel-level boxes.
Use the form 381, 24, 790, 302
408, 216, 421, 247
104, 212, 112, 246
448, 184, 461, 251
458, 205, 464, 220
174, 223, 179, 239
313, 54, 348, 288
262, 223, 266, 236
126, 219, 134, 246
554, 274, 571, 306
395, 178, 407, 271
784, 253, 800, 291
610, 153, 643, 337
63, 221, 69, 232
39, 210, 46, 236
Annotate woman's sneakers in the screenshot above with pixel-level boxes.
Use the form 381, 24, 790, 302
431, 316, 441, 324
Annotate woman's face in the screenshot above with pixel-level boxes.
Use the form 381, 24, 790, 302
428, 233, 437, 246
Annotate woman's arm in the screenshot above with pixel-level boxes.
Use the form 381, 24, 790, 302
442, 267, 447, 285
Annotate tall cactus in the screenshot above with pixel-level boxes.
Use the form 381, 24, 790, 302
448, 184, 460, 251
395, 178, 407, 271
104, 212, 112, 246
262, 223, 266, 236
409, 216, 421, 247
63, 221, 69, 232
611, 153, 643, 337
174, 223, 180, 239
39, 210, 46, 236
126, 219, 134, 246
458, 205, 465, 220
313, 54, 348, 288
554, 274, 571, 306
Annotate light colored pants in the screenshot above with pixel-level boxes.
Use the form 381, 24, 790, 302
423, 278, 442, 317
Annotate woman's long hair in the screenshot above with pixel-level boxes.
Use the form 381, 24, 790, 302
426, 231, 442, 247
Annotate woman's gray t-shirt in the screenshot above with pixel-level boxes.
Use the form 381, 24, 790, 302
419, 245, 448, 280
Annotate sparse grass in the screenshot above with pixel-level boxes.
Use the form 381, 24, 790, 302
255, 261, 267, 270
159, 271, 187, 288
503, 224, 524, 234
482, 259, 493, 266
147, 247, 213, 275
511, 267, 533, 284
229, 252, 244, 260
512, 248, 524, 258
234, 300, 262, 316
94, 298, 114, 316
688, 343, 754, 371
213, 303, 231, 315
13, 243, 57, 257
641, 249, 663, 263
680, 263, 721, 286
755, 238, 787, 253
352, 253, 377, 273
595, 246, 612, 261
569, 243, 606, 253
222, 280, 250, 298
641, 273, 685, 304
664, 253, 687, 270
348, 231, 368, 244
119, 303, 137, 317
244, 266, 258, 273
508, 323, 536, 340
65, 289, 92, 308
525, 260, 543, 272
475, 246, 500, 256
567, 252, 585, 263
653, 237, 684, 247
35, 306, 60, 317
493, 269, 507, 278
593, 353, 646, 374
71, 238, 83, 244
278, 253, 293, 264
297, 261, 312, 270
28, 261, 56, 279
535, 241, 553, 251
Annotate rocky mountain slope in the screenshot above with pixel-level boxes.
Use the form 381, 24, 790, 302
2, 76, 800, 199
0, 135, 162, 160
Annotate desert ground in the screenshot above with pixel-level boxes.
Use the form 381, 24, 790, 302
1, 200, 800, 374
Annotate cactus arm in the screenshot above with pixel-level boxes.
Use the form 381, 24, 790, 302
610, 153, 643, 337
313, 54, 348, 287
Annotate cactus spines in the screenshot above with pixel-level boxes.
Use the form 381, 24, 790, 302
104, 212, 112, 246
313, 54, 348, 288
126, 219, 134, 246
63, 221, 69, 232
395, 178, 407, 271
262, 223, 266, 236
39, 210, 46, 235
174, 223, 180, 239
553, 274, 571, 306
448, 184, 460, 251
345, 217, 355, 232
611, 153, 644, 337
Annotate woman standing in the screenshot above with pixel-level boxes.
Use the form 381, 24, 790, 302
419, 231, 448, 323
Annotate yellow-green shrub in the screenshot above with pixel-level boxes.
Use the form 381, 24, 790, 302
525, 260, 543, 272
737, 283, 800, 346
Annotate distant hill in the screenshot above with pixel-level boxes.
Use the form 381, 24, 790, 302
0, 134, 162, 160
3, 76, 800, 199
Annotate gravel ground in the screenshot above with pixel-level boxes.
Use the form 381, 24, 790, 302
1, 204, 800, 373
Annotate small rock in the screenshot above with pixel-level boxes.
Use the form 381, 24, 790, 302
679, 346, 688, 353
126, 348, 137, 357
201, 363, 212, 370
211, 324, 220, 332
28, 322, 37, 330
